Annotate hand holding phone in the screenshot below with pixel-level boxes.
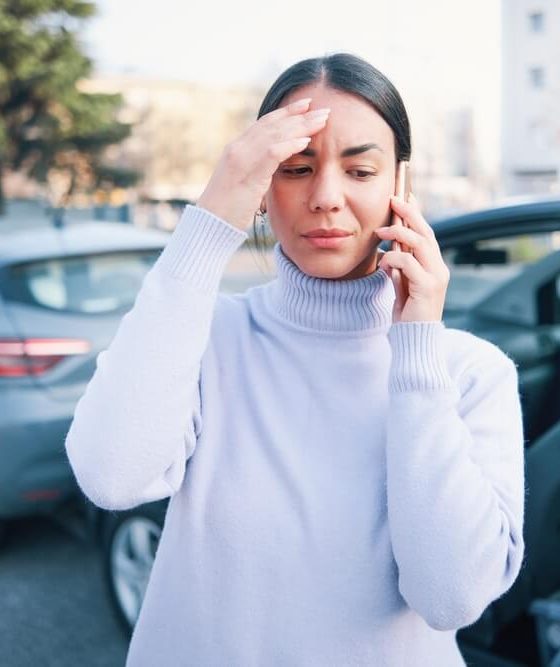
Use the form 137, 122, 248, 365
379, 163, 449, 322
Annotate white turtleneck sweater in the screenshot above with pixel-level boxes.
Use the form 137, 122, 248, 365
65, 205, 525, 667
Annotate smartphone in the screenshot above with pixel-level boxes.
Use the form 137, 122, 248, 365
391, 161, 412, 254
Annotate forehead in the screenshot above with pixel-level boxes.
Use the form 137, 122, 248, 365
281, 83, 394, 153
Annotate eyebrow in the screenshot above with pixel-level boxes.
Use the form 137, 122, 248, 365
299, 142, 385, 158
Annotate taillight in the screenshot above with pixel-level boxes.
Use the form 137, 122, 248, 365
0, 338, 91, 377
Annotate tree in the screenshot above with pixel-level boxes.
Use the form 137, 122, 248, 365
0, 0, 139, 216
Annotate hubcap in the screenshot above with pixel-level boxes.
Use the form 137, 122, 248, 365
110, 516, 162, 627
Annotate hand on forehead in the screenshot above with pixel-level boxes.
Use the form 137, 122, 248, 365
281, 84, 396, 162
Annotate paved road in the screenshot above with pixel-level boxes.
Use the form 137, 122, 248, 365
0, 516, 129, 667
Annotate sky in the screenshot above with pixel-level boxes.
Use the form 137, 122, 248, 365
81, 0, 503, 174
82, 0, 501, 95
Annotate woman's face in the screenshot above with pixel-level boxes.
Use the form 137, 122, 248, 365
264, 83, 397, 280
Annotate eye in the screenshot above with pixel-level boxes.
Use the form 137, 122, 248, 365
347, 169, 376, 179
278, 166, 311, 177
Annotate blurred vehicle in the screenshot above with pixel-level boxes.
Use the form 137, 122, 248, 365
430, 197, 560, 667
0, 222, 169, 539
0, 219, 271, 546
91, 198, 560, 666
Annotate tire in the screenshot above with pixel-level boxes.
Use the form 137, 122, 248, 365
102, 502, 166, 635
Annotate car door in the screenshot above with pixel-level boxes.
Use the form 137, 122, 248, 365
437, 226, 560, 444
436, 220, 560, 655
437, 220, 560, 634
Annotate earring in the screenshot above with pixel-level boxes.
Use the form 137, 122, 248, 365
254, 208, 267, 229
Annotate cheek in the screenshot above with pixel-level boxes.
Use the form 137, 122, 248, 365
350, 179, 393, 224
266, 179, 298, 217
265, 183, 291, 238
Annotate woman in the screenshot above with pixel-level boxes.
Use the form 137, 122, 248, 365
65, 53, 525, 666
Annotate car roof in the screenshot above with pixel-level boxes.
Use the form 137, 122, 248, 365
0, 221, 170, 266
431, 197, 560, 239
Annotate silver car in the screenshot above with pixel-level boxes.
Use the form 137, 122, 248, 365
0, 221, 169, 532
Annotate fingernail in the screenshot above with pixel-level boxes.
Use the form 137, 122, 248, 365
291, 98, 312, 110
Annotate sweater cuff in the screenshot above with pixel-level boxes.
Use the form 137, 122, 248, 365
156, 204, 248, 290
387, 321, 454, 393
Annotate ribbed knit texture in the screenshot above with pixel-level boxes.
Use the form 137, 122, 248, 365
387, 321, 454, 392
158, 204, 247, 289
270, 243, 394, 332
65, 205, 525, 667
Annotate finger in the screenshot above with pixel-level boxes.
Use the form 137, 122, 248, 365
391, 237, 412, 255
261, 109, 331, 165
379, 250, 428, 286
390, 196, 435, 239
377, 225, 437, 266
263, 136, 313, 167
259, 97, 312, 123
234, 109, 329, 177
257, 108, 331, 146
390, 266, 408, 312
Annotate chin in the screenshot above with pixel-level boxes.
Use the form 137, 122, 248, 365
290, 252, 364, 280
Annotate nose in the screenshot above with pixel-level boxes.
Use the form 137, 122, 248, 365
307, 167, 345, 213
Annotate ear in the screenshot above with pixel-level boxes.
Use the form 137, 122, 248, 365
260, 198, 267, 214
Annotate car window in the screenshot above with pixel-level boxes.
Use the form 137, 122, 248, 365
2, 251, 161, 314
442, 231, 560, 311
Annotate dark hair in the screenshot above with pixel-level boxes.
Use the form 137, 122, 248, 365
257, 52, 411, 162
252, 53, 412, 255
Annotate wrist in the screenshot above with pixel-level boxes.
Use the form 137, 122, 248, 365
196, 192, 253, 232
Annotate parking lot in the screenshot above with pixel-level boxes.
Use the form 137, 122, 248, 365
0, 516, 128, 667
4, 198, 560, 665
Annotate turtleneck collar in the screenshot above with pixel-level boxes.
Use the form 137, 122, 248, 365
266, 243, 395, 333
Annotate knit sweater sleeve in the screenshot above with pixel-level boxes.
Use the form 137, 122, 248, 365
385, 320, 525, 632
65, 205, 247, 510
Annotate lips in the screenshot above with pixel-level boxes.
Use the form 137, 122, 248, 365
302, 231, 353, 249
302, 229, 352, 238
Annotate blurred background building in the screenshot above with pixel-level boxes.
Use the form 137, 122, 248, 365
501, 0, 560, 196
36, 73, 492, 222
3, 0, 560, 230
77, 76, 262, 202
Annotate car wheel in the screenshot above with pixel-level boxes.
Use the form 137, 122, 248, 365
102, 505, 165, 635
